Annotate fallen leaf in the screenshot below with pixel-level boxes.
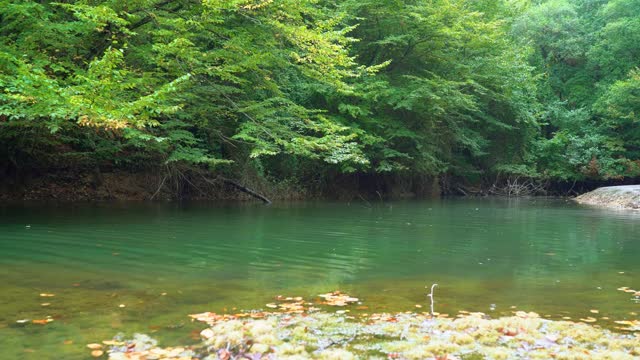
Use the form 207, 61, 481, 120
580, 317, 597, 323
515, 311, 528, 318
102, 340, 124, 346
614, 320, 636, 326
189, 329, 202, 340
613, 320, 640, 331
91, 350, 104, 357
515, 311, 540, 319
318, 291, 359, 306
590, 309, 599, 314
500, 327, 518, 336
39, 293, 55, 297
86, 344, 103, 350
218, 349, 231, 360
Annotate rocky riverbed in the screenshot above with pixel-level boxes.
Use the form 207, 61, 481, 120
87, 292, 640, 360
575, 185, 640, 210
91, 312, 640, 360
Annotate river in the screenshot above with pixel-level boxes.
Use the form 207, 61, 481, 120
0, 199, 638, 359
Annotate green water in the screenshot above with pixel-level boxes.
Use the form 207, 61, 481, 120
0, 199, 638, 359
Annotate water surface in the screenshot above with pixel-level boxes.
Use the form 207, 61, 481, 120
0, 199, 638, 358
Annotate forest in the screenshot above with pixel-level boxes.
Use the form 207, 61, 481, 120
1, 0, 640, 199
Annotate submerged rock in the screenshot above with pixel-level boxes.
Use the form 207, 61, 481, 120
575, 185, 640, 210
98, 311, 640, 360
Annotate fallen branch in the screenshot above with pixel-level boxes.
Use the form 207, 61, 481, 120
202, 176, 272, 205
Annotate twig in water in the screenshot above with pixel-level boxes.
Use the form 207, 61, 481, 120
357, 193, 372, 208
426, 283, 438, 316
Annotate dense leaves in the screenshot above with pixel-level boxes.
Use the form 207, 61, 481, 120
1, 0, 639, 195
514, 0, 640, 181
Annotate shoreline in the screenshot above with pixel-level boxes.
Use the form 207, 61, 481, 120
3, 168, 636, 203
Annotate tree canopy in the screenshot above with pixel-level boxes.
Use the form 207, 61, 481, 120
2, 0, 639, 196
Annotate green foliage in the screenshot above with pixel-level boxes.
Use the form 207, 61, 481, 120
2, 0, 639, 192
595, 69, 640, 165
338, 0, 538, 177
513, 0, 640, 181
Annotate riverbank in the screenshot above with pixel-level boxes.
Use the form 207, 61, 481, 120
0, 169, 307, 202
93, 308, 639, 360
4, 165, 640, 206
0, 168, 443, 201
575, 185, 640, 210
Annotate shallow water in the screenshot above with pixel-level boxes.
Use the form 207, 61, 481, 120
0, 199, 638, 359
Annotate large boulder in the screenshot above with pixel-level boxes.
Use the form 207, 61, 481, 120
575, 185, 640, 210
